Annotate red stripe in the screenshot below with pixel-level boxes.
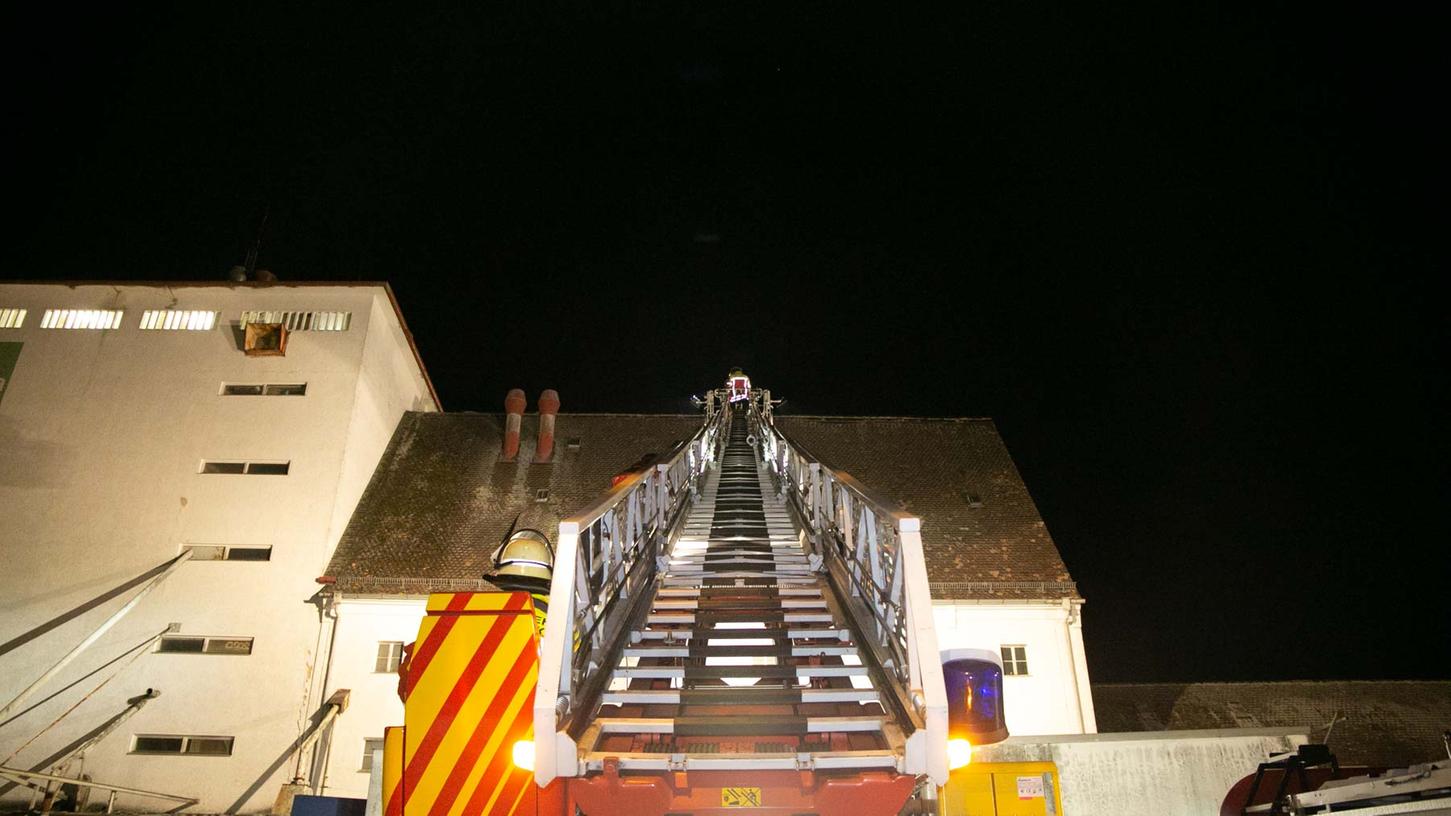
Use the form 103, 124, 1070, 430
456, 685, 536, 816
405, 594, 473, 696
488, 760, 535, 816
403, 593, 528, 804
386, 777, 403, 816
425, 639, 537, 816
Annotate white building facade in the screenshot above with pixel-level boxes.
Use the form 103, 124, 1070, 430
933, 598, 1096, 737
0, 282, 436, 813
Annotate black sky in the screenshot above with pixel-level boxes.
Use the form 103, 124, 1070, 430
6, 4, 1445, 684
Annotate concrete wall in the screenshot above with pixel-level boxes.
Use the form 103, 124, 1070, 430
934, 600, 1097, 736
976, 728, 1309, 816
0, 283, 434, 813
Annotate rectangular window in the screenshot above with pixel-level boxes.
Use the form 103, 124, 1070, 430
139, 310, 218, 331
157, 636, 254, 655
39, 309, 124, 330
220, 383, 307, 396
0, 308, 25, 329
240, 310, 351, 332
360, 737, 385, 772
181, 545, 273, 561
132, 734, 234, 756
375, 641, 404, 674
199, 461, 290, 475
1000, 645, 1029, 676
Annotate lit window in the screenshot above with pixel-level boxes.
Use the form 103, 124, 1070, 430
360, 737, 385, 772
241, 310, 351, 332
375, 641, 404, 673
199, 460, 290, 475
221, 383, 307, 396
39, 309, 124, 330
181, 545, 273, 561
157, 636, 254, 655
0, 308, 25, 329
139, 310, 218, 331
132, 735, 234, 756
1000, 645, 1029, 676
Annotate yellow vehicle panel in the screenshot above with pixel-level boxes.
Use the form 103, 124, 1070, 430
940, 761, 1063, 816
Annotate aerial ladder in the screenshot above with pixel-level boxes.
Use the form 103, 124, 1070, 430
382, 373, 1003, 815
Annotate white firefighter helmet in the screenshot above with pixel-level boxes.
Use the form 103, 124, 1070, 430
493, 529, 554, 582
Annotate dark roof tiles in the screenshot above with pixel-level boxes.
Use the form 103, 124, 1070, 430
1093, 681, 1451, 767
329, 412, 1078, 600
775, 416, 1077, 599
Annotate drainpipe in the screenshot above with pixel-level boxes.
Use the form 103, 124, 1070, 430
535, 390, 560, 463
503, 389, 527, 461
1062, 598, 1097, 733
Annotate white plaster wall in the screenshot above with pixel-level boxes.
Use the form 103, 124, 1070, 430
0, 283, 432, 813
324, 293, 437, 552
976, 729, 1309, 816
319, 598, 427, 799
932, 601, 1096, 737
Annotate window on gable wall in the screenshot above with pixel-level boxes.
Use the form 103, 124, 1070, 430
1000, 645, 1029, 676
360, 737, 385, 771
375, 641, 404, 673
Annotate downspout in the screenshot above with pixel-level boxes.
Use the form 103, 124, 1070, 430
1061, 598, 1096, 733
304, 591, 340, 791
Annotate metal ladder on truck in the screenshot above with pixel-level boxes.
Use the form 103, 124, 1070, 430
534, 386, 946, 816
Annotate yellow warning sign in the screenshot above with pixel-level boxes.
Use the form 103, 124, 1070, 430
721, 787, 763, 807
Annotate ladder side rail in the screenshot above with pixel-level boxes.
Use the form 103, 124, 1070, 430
535, 406, 724, 786
755, 411, 948, 783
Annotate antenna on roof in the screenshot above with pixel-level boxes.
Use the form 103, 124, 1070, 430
243, 205, 270, 278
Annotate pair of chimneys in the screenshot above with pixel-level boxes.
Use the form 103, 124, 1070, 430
503, 389, 560, 463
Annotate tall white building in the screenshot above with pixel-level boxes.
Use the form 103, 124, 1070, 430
0, 282, 437, 813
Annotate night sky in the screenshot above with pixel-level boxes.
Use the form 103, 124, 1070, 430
7, 5, 1445, 684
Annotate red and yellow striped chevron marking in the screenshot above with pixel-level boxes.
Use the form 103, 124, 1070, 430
382, 726, 404, 815
389, 592, 540, 816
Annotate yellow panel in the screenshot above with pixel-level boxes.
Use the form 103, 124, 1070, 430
940, 768, 996, 816
401, 592, 539, 816
940, 761, 1063, 816
382, 727, 404, 816
426, 591, 532, 612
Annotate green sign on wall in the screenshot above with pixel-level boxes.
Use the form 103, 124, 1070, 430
0, 342, 20, 407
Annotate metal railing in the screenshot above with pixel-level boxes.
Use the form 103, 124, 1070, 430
534, 404, 725, 784
750, 396, 949, 785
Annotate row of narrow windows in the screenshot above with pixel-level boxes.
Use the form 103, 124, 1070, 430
0, 308, 351, 332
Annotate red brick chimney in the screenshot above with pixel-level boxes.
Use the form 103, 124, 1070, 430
503, 388, 526, 461
536, 389, 560, 463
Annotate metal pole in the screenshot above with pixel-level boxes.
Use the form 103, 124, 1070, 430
0, 552, 192, 723
0, 765, 197, 805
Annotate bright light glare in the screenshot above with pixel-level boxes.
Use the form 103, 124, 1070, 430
947, 738, 973, 770
511, 740, 535, 771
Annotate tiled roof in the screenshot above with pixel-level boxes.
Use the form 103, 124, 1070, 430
329, 412, 1078, 600
1092, 681, 1451, 767
326, 412, 700, 593
774, 416, 1077, 599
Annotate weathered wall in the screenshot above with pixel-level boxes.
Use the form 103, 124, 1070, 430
976, 729, 1309, 816
0, 283, 433, 813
